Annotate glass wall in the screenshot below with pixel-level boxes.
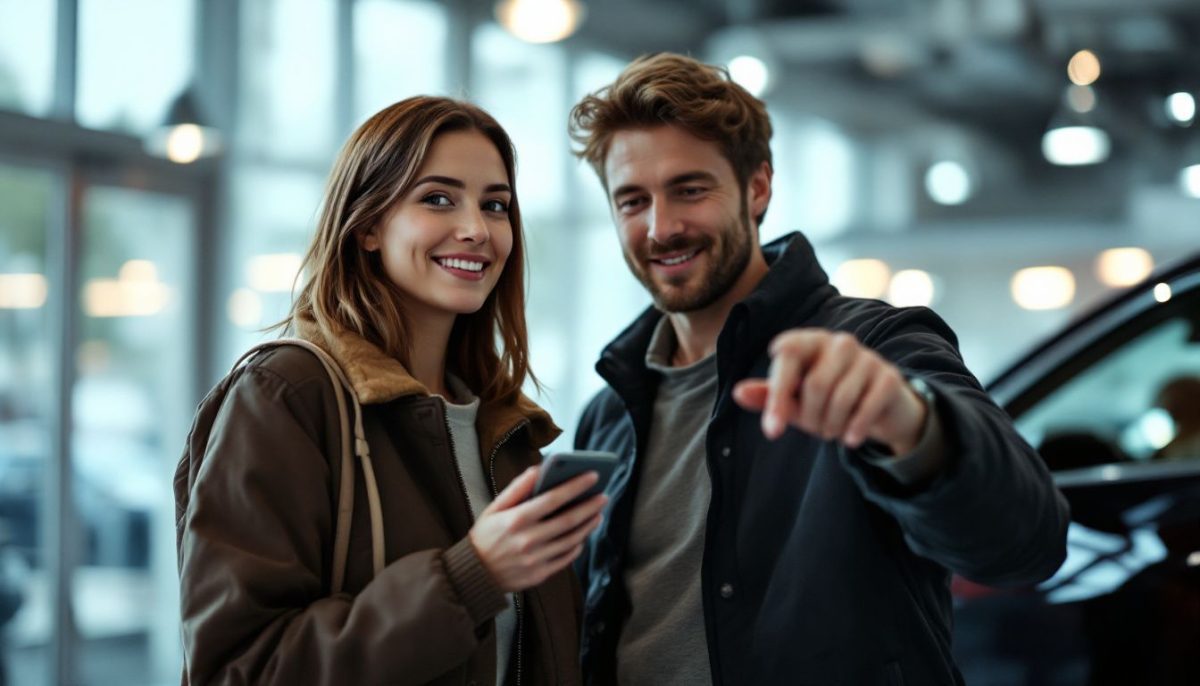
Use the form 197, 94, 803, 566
0, 161, 55, 686
0, 1, 56, 117
76, 0, 194, 134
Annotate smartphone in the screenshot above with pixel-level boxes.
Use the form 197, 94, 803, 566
532, 450, 619, 514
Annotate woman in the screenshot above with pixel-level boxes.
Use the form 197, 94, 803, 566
176, 97, 605, 685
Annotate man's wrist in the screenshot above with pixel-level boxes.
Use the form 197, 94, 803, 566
861, 375, 948, 487
889, 376, 935, 456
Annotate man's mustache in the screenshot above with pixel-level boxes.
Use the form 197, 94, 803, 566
643, 235, 712, 259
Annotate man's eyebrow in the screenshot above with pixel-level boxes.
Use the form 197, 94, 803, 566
611, 182, 642, 200
666, 171, 718, 187
412, 176, 511, 194
611, 171, 719, 200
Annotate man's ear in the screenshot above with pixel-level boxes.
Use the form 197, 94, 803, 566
748, 161, 773, 222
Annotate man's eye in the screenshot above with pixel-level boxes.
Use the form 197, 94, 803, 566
617, 197, 644, 212
679, 187, 705, 197
422, 193, 452, 207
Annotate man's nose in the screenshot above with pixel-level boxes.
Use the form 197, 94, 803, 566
646, 201, 684, 244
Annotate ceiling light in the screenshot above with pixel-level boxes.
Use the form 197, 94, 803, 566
1095, 248, 1153, 288
924, 161, 972, 205
1042, 125, 1110, 166
495, 0, 586, 44
728, 55, 770, 97
1166, 92, 1196, 125
145, 87, 221, 164
0, 273, 48, 309
228, 288, 264, 329
1067, 50, 1101, 86
888, 270, 935, 307
83, 260, 171, 318
1066, 85, 1096, 114
1154, 283, 1172, 303
1181, 164, 1200, 198
832, 259, 890, 299
1011, 266, 1075, 310
246, 253, 304, 293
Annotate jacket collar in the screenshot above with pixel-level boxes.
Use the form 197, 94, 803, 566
597, 232, 834, 385
296, 315, 560, 450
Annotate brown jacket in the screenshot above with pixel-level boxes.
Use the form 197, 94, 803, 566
176, 320, 582, 685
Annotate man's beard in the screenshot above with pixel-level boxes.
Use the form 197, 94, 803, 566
623, 209, 754, 313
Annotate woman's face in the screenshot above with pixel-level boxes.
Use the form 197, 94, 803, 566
364, 129, 514, 326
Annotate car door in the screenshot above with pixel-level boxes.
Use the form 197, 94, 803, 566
952, 255, 1200, 686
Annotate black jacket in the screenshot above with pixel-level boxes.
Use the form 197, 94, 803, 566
574, 233, 1070, 685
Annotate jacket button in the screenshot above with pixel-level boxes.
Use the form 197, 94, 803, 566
719, 583, 734, 599
593, 621, 606, 635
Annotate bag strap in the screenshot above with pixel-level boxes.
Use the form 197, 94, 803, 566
232, 338, 386, 594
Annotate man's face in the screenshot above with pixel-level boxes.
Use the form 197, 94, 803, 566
604, 125, 762, 313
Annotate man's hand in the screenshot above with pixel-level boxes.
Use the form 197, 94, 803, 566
732, 329, 928, 455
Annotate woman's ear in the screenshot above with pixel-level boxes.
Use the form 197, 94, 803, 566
359, 228, 380, 252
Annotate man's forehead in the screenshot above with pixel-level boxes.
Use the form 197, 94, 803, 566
604, 126, 730, 188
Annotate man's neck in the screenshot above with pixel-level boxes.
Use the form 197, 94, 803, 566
667, 249, 770, 367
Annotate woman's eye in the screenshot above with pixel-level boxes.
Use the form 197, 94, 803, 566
422, 193, 452, 207
483, 199, 509, 213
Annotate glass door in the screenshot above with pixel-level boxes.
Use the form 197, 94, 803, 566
0, 160, 57, 686
71, 182, 197, 685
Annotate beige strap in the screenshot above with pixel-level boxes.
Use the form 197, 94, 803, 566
233, 338, 386, 594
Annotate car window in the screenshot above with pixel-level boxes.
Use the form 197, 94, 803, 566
1016, 311, 1200, 471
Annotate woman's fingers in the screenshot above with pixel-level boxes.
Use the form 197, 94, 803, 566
485, 466, 539, 514
526, 492, 607, 544
517, 470, 599, 520
539, 512, 603, 563
542, 543, 586, 574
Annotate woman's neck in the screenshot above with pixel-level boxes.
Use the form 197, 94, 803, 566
406, 309, 456, 399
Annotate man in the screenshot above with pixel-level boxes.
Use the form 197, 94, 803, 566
568, 53, 1069, 685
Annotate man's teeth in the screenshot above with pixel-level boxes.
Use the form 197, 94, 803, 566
438, 258, 484, 272
659, 251, 697, 266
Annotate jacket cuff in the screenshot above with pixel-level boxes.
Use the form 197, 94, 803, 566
442, 537, 508, 627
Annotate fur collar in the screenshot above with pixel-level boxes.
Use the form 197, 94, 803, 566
295, 315, 560, 449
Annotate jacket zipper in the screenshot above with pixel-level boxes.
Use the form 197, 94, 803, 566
488, 419, 530, 686
438, 400, 475, 523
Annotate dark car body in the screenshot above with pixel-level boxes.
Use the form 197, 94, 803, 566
952, 253, 1200, 685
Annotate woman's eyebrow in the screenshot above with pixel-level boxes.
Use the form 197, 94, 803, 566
412, 176, 511, 195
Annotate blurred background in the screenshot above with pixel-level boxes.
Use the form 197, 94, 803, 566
0, 0, 1197, 683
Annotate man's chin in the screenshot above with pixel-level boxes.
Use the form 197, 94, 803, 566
650, 285, 712, 313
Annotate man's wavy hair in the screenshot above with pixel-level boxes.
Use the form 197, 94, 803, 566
280, 96, 534, 404
569, 52, 774, 224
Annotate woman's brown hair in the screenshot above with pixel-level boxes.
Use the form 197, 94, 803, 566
281, 96, 534, 404
569, 52, 773, 224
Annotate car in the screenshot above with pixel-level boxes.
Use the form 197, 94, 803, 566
952, 251, 1200, 685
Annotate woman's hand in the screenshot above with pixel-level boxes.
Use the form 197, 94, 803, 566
469, 467, 607, 592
